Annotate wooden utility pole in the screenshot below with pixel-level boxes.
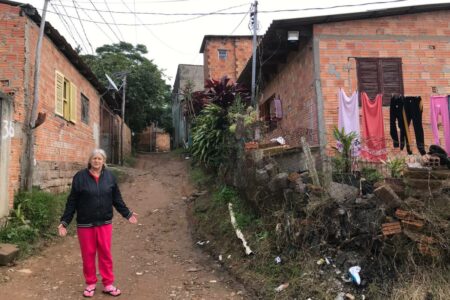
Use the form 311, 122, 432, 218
120, 75, 127, 165
25, 0, 50, 191
250, 0, 258, 107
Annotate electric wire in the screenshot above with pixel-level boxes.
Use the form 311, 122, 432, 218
230, 4, 251, 35
49, 2, 80, 48
72, 0, 95, 54
57, 0, 90, 52
103, 0, 125, 41
88, 0, 122, 41
74, 0, 116, 44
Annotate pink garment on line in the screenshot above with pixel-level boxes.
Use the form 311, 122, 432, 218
430, 95, 450, 153
77, 224, 114, 286
338, 88, 360, 138
360, 92, 387, 161
273, 98, 283, 119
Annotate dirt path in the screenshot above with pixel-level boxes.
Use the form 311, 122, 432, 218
0, 153, 247, 300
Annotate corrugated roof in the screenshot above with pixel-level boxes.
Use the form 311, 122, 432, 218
0, 0, 118, 109
238, 2, 450, 85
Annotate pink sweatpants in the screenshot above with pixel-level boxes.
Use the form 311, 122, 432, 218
430, 96, 450, 154
77, 224, 114, 286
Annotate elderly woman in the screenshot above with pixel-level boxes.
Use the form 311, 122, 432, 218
58, 148, 137, 297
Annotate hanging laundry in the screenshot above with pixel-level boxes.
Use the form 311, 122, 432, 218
360, 92, 386, 161
403, 96, 426, 155
430, 95, 450, 154
273, 97, 283, 119
338, 88, 360, 137
390, 95, 412, 154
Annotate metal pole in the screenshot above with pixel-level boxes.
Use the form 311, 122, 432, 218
250, 0, 258, 107
120, 75, 126, 165
26, 0, 50, 190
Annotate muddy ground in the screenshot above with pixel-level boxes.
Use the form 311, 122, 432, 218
0, 153, 248, 300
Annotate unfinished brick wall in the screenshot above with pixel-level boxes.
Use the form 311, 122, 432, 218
315, 10, 450, 156
202, 36, 253, 83
259, 38, 319, 147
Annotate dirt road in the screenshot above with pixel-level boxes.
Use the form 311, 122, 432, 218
0, 153, 247, 300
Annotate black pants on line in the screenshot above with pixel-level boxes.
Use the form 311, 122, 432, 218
390, 96, 412, 154
403, 96, 426, 155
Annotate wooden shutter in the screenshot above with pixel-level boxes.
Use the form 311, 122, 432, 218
380, 58, 403, 106
356, 58, 380, 101
69, 82, 77, 123
55, 71, 64, 116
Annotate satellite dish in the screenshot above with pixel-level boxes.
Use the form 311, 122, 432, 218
105, 74, 119, 92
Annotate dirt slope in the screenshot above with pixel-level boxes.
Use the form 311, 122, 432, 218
0, 153, 247, 300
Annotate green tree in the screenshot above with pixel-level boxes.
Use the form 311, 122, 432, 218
81, 42, 171, 133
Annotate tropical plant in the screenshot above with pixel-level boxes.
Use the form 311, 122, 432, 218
332, 127, 358, 174
190, 104, 228, 167
381, 156, 406, 178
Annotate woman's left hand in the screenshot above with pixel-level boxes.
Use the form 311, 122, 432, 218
128, 212, 138, 224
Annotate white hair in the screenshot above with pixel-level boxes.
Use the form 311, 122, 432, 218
88, 148, 107, 168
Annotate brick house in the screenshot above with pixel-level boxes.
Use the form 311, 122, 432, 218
200, 35, 254, 83
0, 0, 130, 218
238, 3, 450, 160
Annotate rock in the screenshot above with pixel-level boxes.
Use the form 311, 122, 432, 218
264, 163, 279, 177
293, 178, 306, 193
268, 173, 289, 192
0, 244, 19, 266
255, 169, 269, 183
328, 182, 359, 203
374, 185, 403, 212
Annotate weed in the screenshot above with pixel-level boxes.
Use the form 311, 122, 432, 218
123, 155, 137, 167
190, 166, 212, 188
109, 167, 127, 183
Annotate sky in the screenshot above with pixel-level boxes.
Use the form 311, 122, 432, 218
26, 0, 450, 87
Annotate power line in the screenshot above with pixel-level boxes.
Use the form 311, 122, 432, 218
72, 0, 95, 54
49, 2, 79, 47
56, 0, 89, 52
104, 0, 125, 41
230, 5, 251, 35
88, 0, 122, 41
74, 0, 116, 44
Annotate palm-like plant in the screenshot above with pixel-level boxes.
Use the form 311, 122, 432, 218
332, 127, 358, 173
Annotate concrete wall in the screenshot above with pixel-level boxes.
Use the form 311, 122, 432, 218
203, 36, 253, 82
259, 38, 319, 147
315, 10, 450, 155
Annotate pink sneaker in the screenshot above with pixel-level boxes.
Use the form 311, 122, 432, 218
83, 284, 96, 298
103, 285, 121, 297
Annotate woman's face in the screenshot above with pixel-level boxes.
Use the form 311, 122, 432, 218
90, 154, 105, 170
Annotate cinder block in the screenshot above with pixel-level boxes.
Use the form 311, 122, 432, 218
0, 243, 19, 266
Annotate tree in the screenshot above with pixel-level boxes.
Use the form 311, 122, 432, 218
81, 42, 171, 133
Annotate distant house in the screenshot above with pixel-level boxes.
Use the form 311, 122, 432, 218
136, 123, 170, 153
0, 0, 131, 218
238, 3, 450, 159
200, 35, 254, 83
171, 64, 204, 148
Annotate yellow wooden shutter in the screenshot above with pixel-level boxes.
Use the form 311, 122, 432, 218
55, 71, 64, 116
70, 82, 77, 123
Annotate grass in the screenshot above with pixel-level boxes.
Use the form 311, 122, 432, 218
123, 155, 137, 167
189, 166, 213, 188
0, 189, 68, 257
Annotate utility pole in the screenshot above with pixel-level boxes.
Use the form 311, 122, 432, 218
250, 0, 258, 107
25, 0, 50, 191
120, 75, 127, 166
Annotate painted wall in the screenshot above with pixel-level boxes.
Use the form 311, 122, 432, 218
315, 10, 450, 155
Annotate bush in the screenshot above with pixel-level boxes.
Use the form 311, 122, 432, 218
0, 189, 67, 255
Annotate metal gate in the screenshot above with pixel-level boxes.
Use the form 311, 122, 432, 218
100, 102, 120, 164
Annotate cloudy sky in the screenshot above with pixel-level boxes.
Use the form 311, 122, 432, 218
26, 0, 450, 86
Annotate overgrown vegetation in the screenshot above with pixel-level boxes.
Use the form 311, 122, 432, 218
0, 189, 67, 257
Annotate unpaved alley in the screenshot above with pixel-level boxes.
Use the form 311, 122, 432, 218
0, 153, 247, 300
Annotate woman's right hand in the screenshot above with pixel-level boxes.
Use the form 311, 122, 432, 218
58, 224, 67, 237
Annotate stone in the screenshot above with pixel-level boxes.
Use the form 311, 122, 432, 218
0, 244, 19, 266
264, 163, 279, 177
255, 169, 269, 183
293, 178, 306, 193
327, 182, 359, 203
268, 173, 288, 192
374, 185, 403, 212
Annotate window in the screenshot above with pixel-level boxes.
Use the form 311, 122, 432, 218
218, 49, 227, 60
55, 71, 77, 122
81, 93, 89, 124
356, 58, 404, 106
259, 94, 279, 131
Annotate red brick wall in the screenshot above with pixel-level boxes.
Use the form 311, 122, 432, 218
0, 3, 27, 208
203, 37, 253, 83
315, 10, 450, 156
259, 39, 318, 147
1, 3, 108, 200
